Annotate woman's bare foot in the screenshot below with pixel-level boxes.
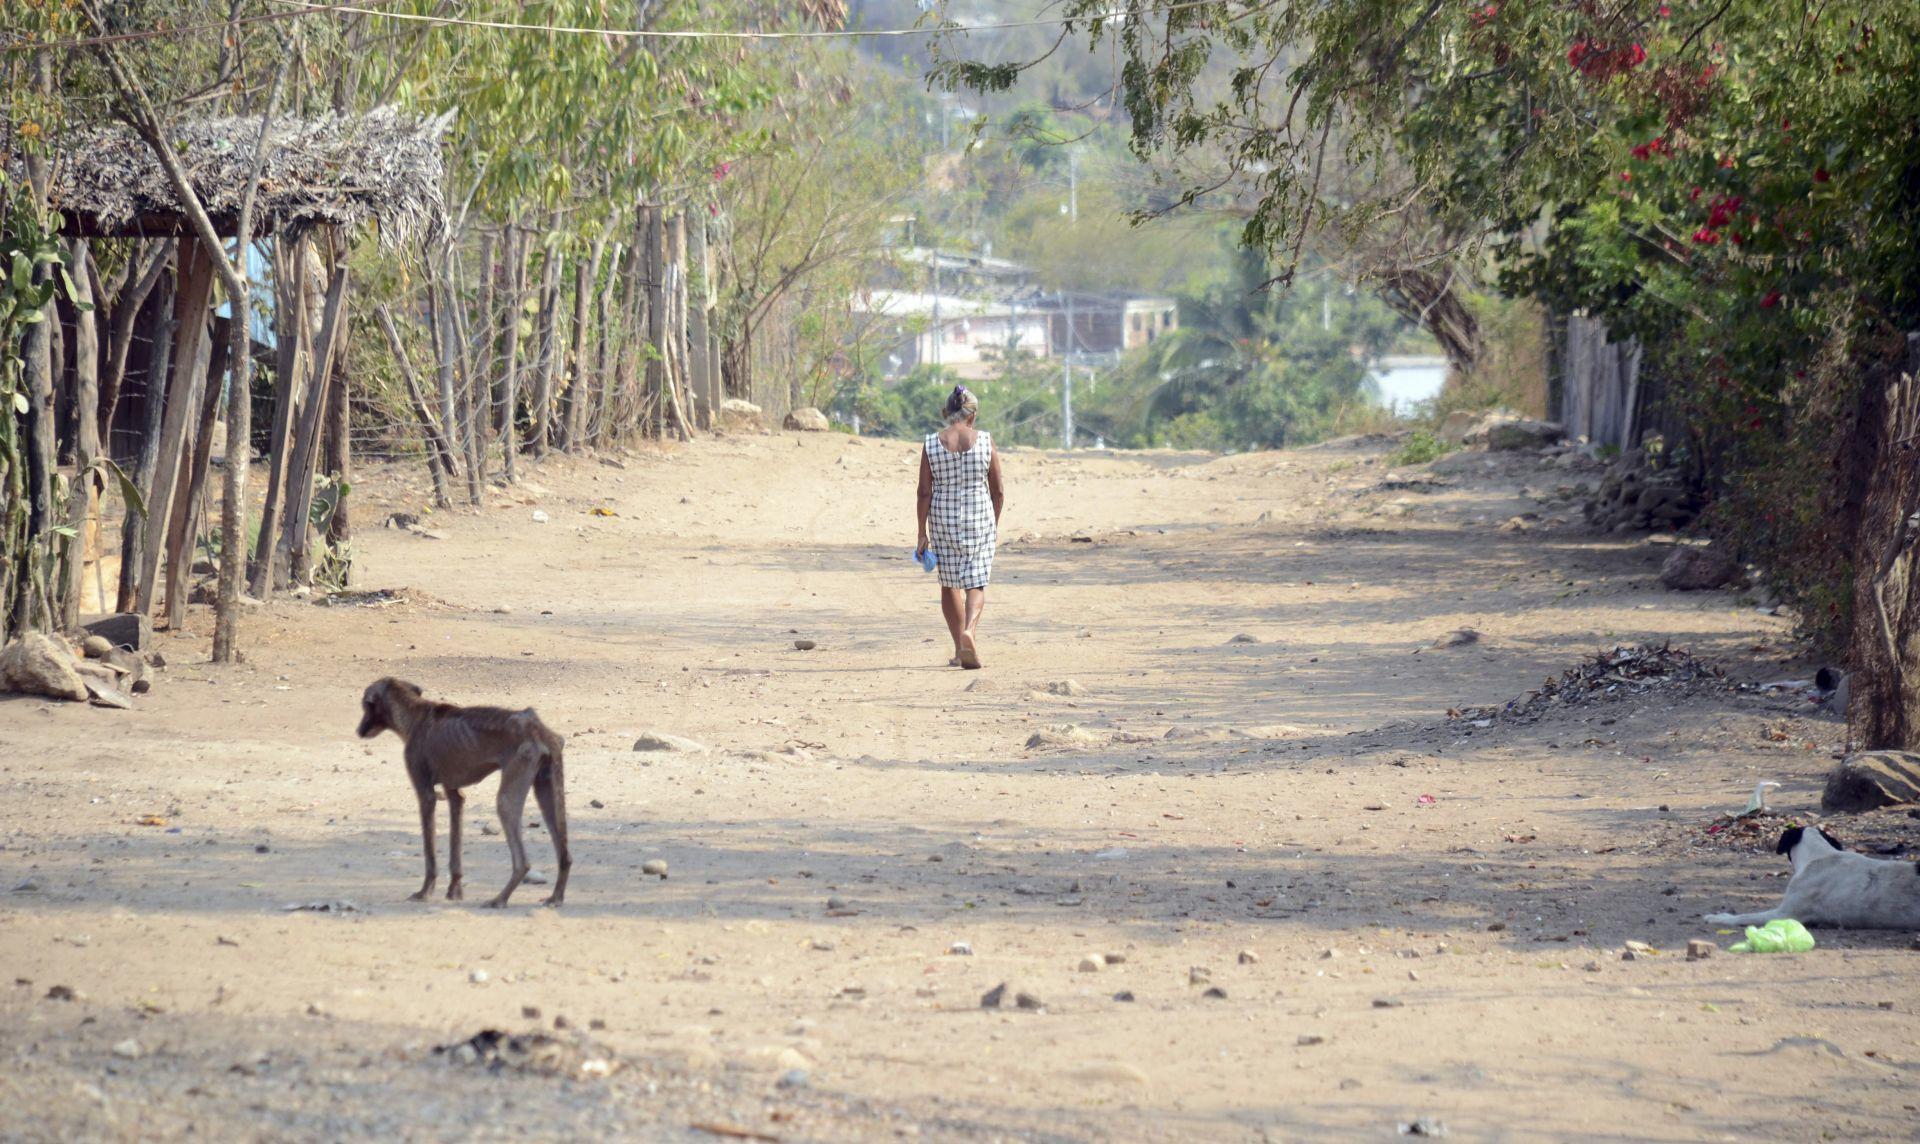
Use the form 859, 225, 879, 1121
957, 633, 982, 669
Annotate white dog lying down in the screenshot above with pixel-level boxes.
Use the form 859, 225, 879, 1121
1705, 825, 1920, 930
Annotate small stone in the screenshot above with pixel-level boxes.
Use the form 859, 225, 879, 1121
1077, 955, 1104, 973
1228, 633, 1259, 644
1102, 952, 1127, 965
1201, 986, 1228, 1000
948, 941, 973, 956
469, 969, 490, 984
1372, 997, 1404, 1009
305, 1001, 328, 1018
451, 1043, 480, 1066
1486, 921, 1507, 932
1686, 940, 1714, 961
12, 876, 41, 893
531, 510, 550, 523
825, 896, 848, 911
642, 859, 669, 878
1188, 966, 1211, 986
82, 636, 112, 660
216, 935, 239, 947
1877, 1000, 1894, 1010
553, 1015, 571, 1030
632, 731, 709, 754
522, 1005, 542, 1019
1112, 990, 1136, 1002
794, 639, 818, 651
1045, 679, 1089, 697
777, 1068, 810, 1089
45, 985, 75, 1001
1624, 940, 1654, 953
112, 1039, 143, 1060
1319, 948, 1340, 960
589, 799, 605, 809
1014, 991, 1045, 1011
1237, 949, 1259, 965
1297, 1034, 1326, 1046
980, 982, 1009, 1009
1620, 950, 1639, 962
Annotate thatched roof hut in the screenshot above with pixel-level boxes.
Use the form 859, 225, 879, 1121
37, 106, 449, 243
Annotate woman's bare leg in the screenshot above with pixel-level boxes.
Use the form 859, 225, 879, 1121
963, 588, 986, 639
940, 587, 967, 663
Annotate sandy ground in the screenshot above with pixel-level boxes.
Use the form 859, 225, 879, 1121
2, 428, 1918, 1142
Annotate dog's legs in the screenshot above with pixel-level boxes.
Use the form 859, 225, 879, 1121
444, 786, 465, 901
533, 752, 571, 907
408, 776, 438, 901
486, 751, 537, 908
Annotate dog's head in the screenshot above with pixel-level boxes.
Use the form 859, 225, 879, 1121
1775, 824, 1843, 857
358, 677, 423, 739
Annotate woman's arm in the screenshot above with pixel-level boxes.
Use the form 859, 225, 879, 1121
915, 451, 933, 553
987, 448, 1006, 525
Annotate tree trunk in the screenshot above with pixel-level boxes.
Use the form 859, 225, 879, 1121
559, 235, 604, 452
471, 231, 496, 487
529, 242, 564, 458
444, 247, 483, 502
498, 224, 530, 481
61, 239, 102, 630
250, 235, 313, 598
591, 237, 618, 443
1378, 267, 1481, 387
612, 223, 646, 434
133, 238, 216, 621
117, 275, 177, 614
375, 304, 456, 507
687, 217, 714, 431
1848, 333, 1920, 749
645, 206, 668, 438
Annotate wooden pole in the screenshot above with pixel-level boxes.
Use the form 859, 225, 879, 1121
250, 235, 311, 598
161, 316, 226, 629
133, 237, 216, 620
117, 273, 176, 614
98, 239, 172, 446
281, 246, 351, 588
687, 216, 714, 431
61, 239, 101, 630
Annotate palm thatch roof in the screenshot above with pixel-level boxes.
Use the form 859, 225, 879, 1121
39, 106, 449, 244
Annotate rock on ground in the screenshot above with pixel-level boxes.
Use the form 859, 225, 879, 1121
783, 406, 831, 432
632, 731, 711, 754
0, 632, 87, 702
719, 399, 765, 431
1660, 545, 1739, 591
1821, 752, 1920, 812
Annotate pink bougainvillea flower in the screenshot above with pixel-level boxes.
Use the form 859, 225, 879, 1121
1692, 227, 1719, 245
1760, 289, 1782, 309
1690, 185, 1703, 200
1813, 166, 1830, 182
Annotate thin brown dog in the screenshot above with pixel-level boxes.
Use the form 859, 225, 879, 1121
357, 677, 571, 908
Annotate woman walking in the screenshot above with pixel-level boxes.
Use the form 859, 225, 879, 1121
916, 386, 1005, 669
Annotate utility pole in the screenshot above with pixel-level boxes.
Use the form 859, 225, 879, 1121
930, 256, 941, 367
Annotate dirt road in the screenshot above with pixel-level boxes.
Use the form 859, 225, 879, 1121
3, 430, 1915, 1141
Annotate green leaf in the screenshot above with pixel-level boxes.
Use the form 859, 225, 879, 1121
91, 457, 147, 521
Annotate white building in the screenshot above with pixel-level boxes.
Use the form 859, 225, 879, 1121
854, 289, 1051, 379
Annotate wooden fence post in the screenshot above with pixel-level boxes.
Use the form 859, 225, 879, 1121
133, 237, 216, 619
61, 239, 101, 629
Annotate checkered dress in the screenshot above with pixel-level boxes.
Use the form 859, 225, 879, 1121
925, 430, 996, 589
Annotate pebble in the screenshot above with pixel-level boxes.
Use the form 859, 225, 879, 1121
531, 510, 549, 523
1077, 955, 1104, 973
469, 969, 490, 984
45, 985, 76, 1002
1297, 1034, 1327, 1046
794, 639, 818, 651
825, 896, 848, 911
980, 983, 1009, 1009
1112, 990, 1136, 1002
1372, 997, 1404, 1009
1620, 950, 1639, 962
553, 1015, 571, 1030
112, 1039, 143, 1060
1067, 1062, 1150, 1085
589, 799, 605, 809
305, 1001, 328, 1017
1188, 966, 1212, 986
522, 1005, 542, 1019
777, 1068, 810, 1089
1228, 633, 1259, 644
642, 859, 669, 878
12, 877, 41, 893
1320, 948, 1340, 960
1102, 952, 1127, 965
82, 636, 113, 659
1237, 950, 1259, 965
1015, 991, 1045, 1011
1201, 986, 1228, 1000
948, 941, 973, 956
1045, 679, 1089, 697
1686, 940, 1714, 961
1624, 940, 1654, 953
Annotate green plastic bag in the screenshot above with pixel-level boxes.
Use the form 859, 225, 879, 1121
1729, 918, 1815, 953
